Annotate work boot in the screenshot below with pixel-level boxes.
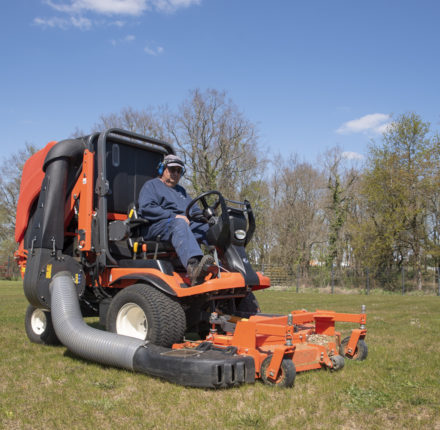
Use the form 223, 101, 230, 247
187, 255, 217, 286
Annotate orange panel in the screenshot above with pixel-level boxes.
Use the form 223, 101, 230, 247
15, 141, 57, 243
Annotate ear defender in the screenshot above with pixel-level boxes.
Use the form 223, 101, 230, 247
157, 161, 165, 176
157, 160, 185, 176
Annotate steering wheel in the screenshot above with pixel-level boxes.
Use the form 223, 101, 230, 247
185, 190, 225, 223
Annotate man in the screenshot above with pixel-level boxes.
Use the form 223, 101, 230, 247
138, 154, 216, 286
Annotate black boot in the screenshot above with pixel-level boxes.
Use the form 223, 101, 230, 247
187, 255, 217, 286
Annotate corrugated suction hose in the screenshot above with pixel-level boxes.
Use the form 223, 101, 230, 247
50, 271, 144, 370
49, 271, 255, 388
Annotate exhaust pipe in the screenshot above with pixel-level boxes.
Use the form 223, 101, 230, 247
49, 272, 255, 388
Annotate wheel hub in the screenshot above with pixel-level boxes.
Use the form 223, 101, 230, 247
31, 309, 47, 335
116, 302, 148, 339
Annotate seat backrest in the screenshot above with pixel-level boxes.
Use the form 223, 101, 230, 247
105, 141, 163, 215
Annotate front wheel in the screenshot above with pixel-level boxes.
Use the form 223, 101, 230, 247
339, 336, 368, 361
260, 356, 296, 388
237, 292, 261, 315
330, 354, 345, 371
106, 283, 186, 347
25, 304, 60, 345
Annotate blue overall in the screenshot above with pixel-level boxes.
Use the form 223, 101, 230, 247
138, 178, 209, 268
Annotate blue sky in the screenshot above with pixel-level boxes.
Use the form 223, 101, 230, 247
1, 0, 440, 163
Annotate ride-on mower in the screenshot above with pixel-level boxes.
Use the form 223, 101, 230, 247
15, 128, 367, 388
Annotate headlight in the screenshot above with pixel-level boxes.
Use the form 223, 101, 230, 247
234, 229, 246, 240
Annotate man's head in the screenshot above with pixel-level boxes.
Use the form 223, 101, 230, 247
159, 154, 185, 187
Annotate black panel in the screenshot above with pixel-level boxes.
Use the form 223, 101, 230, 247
105, 141, 163, 214
133, 344, 255, 388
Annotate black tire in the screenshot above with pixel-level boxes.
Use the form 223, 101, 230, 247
260, 356, 296, 388
339, 336, 368, 361
237, 292, 261, 314
24, 304, 60, 345
106, 283, 186, 347
330, 354, 345, 371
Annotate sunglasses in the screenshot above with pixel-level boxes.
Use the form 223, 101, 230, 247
167, 166, 183, 174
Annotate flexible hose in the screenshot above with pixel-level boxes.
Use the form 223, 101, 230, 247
50, 271, 144, 370
49, 271, 255, 388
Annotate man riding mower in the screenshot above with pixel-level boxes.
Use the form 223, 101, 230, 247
15, 128, 367, 388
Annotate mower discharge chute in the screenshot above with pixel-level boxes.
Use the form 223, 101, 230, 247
15, 128, 368, 388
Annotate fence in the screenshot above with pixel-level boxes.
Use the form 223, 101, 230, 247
257, 263, 440, 295
2, 257, 440, 295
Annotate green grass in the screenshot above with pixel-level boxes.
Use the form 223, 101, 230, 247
1, 280, 440, 429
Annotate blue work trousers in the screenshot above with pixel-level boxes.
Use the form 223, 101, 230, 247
144, 217, 209, 268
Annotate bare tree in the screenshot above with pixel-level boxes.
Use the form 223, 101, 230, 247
93, 106, 166, 140
239, 179, 274, 266
164, 89, 263, 196
270, 154, 326, 276
0, 144, 38, 260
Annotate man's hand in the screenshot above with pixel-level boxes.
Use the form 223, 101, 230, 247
175, 214, 190, 224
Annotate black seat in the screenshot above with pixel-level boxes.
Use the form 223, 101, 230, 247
108, 202, 177, 263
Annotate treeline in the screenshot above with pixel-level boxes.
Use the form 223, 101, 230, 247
1, 89, 439, 290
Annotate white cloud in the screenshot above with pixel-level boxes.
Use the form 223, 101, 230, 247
44, 0, 201, 15
144, 44, 164, 55
336, 113, 391, 135
34, 16, 68, 28
375, 122, 392, 135
342, 151, 364, 161
151, 0, 201, 13
71, 15, 92, 28
44, 0, 149, 16
37, 0, 201, 31
34, 15, 91, 29
111, 34, 136, 45
111, 20, 126, 27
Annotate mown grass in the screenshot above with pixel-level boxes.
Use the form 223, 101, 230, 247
1, 280, 439, 430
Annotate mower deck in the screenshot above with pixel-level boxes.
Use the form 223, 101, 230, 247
173, 308, 367, 387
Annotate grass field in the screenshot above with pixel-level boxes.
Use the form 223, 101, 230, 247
1, 280, 439, 430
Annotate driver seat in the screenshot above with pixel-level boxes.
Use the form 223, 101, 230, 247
108, 202, 178, 264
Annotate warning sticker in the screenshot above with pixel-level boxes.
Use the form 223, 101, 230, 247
46, 264, 52, 279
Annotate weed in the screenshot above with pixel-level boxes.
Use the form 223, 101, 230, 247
345, 385, 391, 411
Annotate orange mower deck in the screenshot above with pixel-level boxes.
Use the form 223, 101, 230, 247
173, 307, 367, 387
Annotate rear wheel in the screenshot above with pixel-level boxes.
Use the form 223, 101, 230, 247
339, 336, 368, 361
260, 356, 296, 388
25, 304, 60, 345
106, 283, 186, 347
